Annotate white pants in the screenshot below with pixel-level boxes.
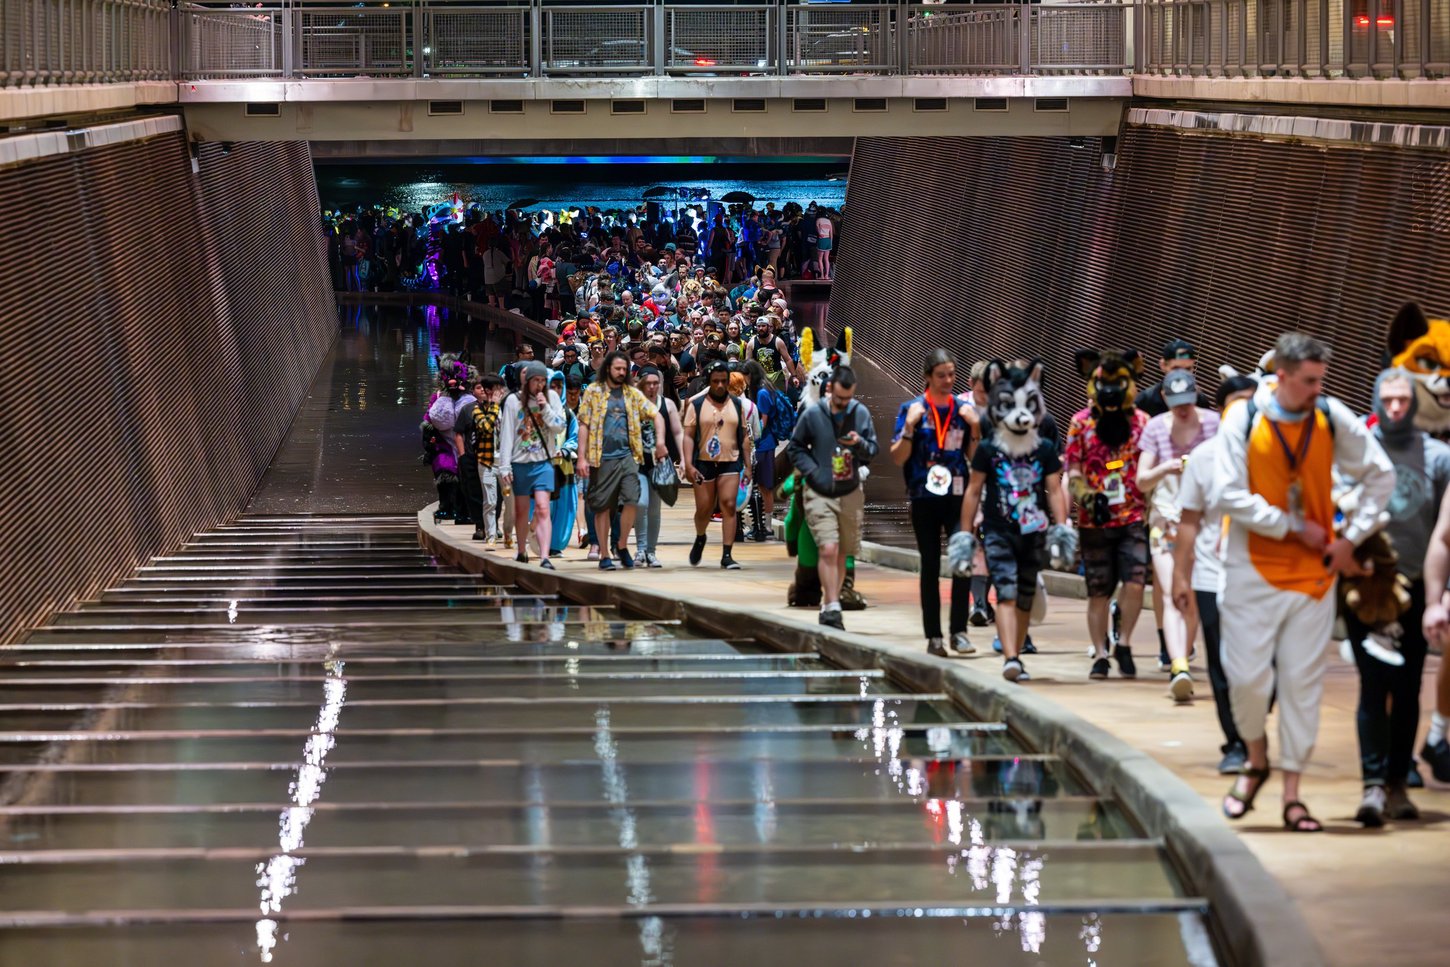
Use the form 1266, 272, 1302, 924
478, 466, 501, 542
1219, 568, 1336, 772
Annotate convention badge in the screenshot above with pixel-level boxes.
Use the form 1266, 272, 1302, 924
706, 435, 722, 459
1103, 472, 1126, 506
944, 427, 965, 452
1018, 503, 1049, 535
1286, 479, 1304, 525
925, 464, 952, 496
951, 475, 965, 497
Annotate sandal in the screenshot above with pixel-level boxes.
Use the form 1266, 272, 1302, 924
1282, 800, 1323, 833
1222, 766, 1270, 820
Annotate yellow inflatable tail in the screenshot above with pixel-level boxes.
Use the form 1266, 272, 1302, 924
800, 327, 815, 372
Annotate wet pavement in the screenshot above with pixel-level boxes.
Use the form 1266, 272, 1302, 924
0, 515, 1217, 964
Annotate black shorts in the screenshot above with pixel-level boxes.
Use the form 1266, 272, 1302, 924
586, 456, 641, 513
1080, 521, 1150, 598
695, 459, 742, 483
982, 527, 1045, 607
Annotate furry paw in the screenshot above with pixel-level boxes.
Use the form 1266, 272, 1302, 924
947, 531, 978, 578
1047, 524, 1078, 571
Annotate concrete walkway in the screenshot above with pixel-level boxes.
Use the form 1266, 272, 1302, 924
441, 490, 1449, 967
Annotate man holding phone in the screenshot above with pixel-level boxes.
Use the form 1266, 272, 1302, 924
788, 366, 878, 629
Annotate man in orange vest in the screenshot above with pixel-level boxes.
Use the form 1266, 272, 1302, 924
1215, 332, 1395, 832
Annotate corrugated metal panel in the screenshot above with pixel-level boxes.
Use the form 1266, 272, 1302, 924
0, 133, 334, 643
830, 127, 1450, 425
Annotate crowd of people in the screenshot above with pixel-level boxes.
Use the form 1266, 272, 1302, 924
421, 278, 1450, 836
325, 199, 843, 322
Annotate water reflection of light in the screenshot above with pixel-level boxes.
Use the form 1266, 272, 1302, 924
254, 655, 347, 962
227, 599, 239, 624
593, 707, 672, 965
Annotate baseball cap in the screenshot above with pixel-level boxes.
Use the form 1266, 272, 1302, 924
1162, 338, 1196, 361
1163, 370, 1199, 407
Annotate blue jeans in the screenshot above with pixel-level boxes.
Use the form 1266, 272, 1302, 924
636, 472, 662, 557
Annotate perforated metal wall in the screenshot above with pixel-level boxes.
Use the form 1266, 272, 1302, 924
830, 128, 1450, 426
0, 133, 334, 642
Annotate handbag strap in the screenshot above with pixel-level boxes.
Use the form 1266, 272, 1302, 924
523, 393, 556, 463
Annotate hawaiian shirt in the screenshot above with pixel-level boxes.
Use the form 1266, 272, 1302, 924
576, 381, 658, 466
1063, 406, 1149, 528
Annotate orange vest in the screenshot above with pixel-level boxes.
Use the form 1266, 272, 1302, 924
1246, 408, 1336, 598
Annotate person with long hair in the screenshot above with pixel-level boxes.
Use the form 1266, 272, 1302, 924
891, 349, 981, 657
497, 361, 567, 569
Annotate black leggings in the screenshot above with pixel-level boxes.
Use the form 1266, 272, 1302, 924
1195, 589, 1242, 750
1346, 579, 1429, 787
910, 495, 970, 640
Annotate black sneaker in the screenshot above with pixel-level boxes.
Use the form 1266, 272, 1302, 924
516, 552, 529, 564
721, 551, 742, 570
1218, 743, 1248, 775
617, 548, 635, 569
1022, 635, 1038, 655
472, 528, 488, 542
819, 610, 844, 630
689, 534, 707, 567
1113, 644, 1137, 679
1089, 657, 1111, 680
1421, 738, 1450, 783
598, 557, 617, 571
539, 559, 555, 571
969, 603, 994, 628
1003, 658, 1029, 683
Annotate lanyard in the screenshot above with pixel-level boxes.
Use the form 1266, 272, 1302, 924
1268, 415, 1315, 473
924, 394, 953, 455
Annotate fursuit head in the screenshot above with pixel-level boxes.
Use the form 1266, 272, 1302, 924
1074, 348, 1144, 449
983, 358, 1047, 458
797, 325, 852, 411
1386, 301, 1450, 435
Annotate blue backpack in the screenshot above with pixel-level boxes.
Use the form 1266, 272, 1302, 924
766, 388, 796, 442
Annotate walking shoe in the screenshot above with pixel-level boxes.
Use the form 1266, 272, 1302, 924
819, 610, 844, 630
969, 602, 995, 627
539, 559, 555, 571
992, 637, 1003, 654
1002, 658, 1029, 683
1217, 743, 1248, 775
689, 534, 707, 567
1089, 657, 1111, 680
927, 638, 949, 658
587, 547, 600, 561
1386, 784, 1420, 820
1408, 761, 1426, 789
1355, 785, 1387, 828
646, 553, 663, 569
1158, 651, 1171, 673
1420, 738, 1450, 783
598, 557, 617, 571
721, 551, 742, 570
472, 528, 488, 541
1113, 644, 1137, 679
950, 632, 975, 655
617, 548, 635, 569
503, 535, 514, 549
1168, 659, 1193, 702
515, 552, 529, 564
1021, 635, 1037, 655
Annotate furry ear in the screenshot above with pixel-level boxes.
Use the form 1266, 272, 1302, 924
1075, 349, 1102, 379
1388, 302, 1430, 358
985, 359, 1007, 388
1026, 357, 1045, 385
1123, 349, 1145, 377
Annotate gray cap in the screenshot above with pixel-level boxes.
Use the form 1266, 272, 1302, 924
1162, 370, 1199, 408
522, 361, 550, 385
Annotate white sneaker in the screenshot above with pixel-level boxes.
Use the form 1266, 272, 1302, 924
950, 632, 975, 655
647, 553, 663, 569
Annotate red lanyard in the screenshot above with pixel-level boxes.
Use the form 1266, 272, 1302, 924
925, 394, 952, 454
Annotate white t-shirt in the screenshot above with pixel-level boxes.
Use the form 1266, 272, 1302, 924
1176, 440, 1223, 593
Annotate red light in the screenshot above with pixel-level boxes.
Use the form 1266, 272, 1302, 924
694, 58, 716, 67
1355, 15, 1396, 25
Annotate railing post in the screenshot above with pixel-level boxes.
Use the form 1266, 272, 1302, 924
653, 1, 665, 76
282, 0, 295, 78
169, 1, 181, 81
531, 0, 543, 77
413, 0, 423, 78
897, 1, 909, 76
1019, 0, 1031, 73
778, 0, 789, 76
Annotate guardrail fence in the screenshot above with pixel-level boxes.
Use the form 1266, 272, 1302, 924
3, 0, 172, 86
1136, 0, 1450, 78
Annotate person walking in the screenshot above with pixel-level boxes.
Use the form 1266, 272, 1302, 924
548, 371, 580, 557
497, 361, 567, 569
890, 349, 980, 657
787, 365, 877, 629
576, 351, 667, 571
1170, 375, 1258, 774
1215, 333, 1394, 833
1343, 370, 1450, 826
635, 365, 684, 568
1136, 369, 1220, 702
682, 362, 754, 570
470, 375, 506, 545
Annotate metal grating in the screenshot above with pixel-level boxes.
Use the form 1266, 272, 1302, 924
1030, 4, 1128, 72
424, 6, 530, 75
907, 6, 1021, 75
829, 129, 1450, 434
180, 6, 285, 79
298, 8, 409, 76
787, 4, 895, 72
0, 133, 335, 643
666, 7, 772, 71
542, 7, 651, 73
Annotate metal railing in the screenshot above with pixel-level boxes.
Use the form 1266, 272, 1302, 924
166, 1, 1134, 82
3, 0, 172, 87
1137, 0, 1450, 78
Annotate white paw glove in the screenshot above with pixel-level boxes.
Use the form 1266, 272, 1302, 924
947, 530, 978, 578
1047, 524, 1079, 572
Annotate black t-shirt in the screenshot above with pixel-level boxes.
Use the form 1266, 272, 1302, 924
454, 401, 480, 463
971, 437, 1063, 535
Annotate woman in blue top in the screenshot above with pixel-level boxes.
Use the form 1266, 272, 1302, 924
890, 349, 981, 658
